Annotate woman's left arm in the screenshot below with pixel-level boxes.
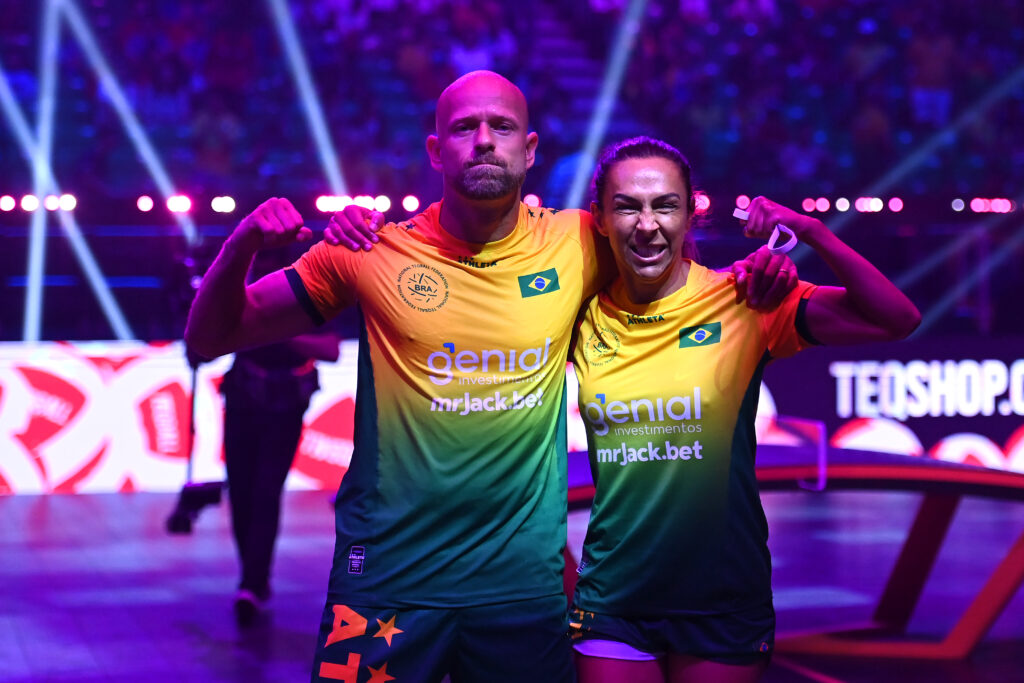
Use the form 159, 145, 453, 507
742, 197, 921, 345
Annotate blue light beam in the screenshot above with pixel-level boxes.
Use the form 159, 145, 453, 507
796, 64, 1024, 264
265, 0, 347, 194
0, 59, 135, 340
915, 203, 1024, 335
565, 0, 649, 209
60, 0, 198, 244
24, 0, 62, 341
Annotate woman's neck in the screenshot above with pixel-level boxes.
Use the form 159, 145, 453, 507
621, 259, 692, 305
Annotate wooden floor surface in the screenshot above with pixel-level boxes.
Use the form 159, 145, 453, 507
1, 489, 1022, 682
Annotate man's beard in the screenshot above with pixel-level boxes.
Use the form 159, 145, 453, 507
453, 159, 525, 200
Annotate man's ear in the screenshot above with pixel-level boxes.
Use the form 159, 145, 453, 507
590, 201, 608, 236
426, 135, 442, 172
525, 131, 539, 169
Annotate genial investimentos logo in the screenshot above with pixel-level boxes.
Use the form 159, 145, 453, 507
397, 264, 450, 312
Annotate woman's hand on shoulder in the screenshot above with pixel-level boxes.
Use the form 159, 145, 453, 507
730, 246, 799, 310
323, 205, 385, 251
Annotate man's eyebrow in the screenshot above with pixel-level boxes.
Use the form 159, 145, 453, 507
450, 113, 518, 128
450, 115, 479, 127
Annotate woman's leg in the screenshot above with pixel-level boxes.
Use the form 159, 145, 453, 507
575, 652, 666, 683
667, 653, 767, 683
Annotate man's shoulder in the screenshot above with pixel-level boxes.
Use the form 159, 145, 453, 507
361, 218, 439, 254
528, 206, 596, 242
533, 206, 592, 224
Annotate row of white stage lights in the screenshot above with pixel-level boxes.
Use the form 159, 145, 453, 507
736, 195, 1019, 214
1, 194, 1019, 216
0, 194, 77, 211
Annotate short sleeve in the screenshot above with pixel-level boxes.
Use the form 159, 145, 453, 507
760, 280, 818, 359
287, 240, 363, 324
576, 211, 617, 299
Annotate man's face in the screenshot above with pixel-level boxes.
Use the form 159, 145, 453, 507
428, 74, 538, 201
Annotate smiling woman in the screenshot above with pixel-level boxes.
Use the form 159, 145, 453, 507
591, 137, 701, 306
568, 136, 921, 683
594, 156, 693, 303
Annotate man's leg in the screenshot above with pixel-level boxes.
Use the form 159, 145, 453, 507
223, 398, 258, 593
452, 595, 574, 683
236, 406, 305, 596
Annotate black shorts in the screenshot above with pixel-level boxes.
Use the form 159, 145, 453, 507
568, 601, 774, 666
312, 595, 573, 682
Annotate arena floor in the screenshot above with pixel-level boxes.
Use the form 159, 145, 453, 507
2, 489, 1022, 682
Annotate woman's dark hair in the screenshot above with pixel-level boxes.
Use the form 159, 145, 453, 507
591, 136, 695, 212
590, 136, 700, 261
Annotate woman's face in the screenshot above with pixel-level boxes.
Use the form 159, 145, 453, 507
595, 156, 692, 299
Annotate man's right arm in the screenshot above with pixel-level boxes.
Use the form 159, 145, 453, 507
184, 198, 319, 359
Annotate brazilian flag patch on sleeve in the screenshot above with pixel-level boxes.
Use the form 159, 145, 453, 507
518, 268, 560, 298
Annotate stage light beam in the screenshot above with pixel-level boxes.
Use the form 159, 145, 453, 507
60, 0, 198, 244
265, 0, 347, 195
795, 64, 1024, 264
565, 0, 649, 209
917, 220, 1024, 335
0, 53, 134, 340
23, 0, 62, 341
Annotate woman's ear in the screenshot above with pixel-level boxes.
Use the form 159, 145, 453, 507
590, 201, 609, 236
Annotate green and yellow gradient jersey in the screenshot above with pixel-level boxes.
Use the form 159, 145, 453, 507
572, 262, 816, 616
288, 202, 613, 607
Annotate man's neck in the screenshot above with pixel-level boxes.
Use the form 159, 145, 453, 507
438, 192, 521, 244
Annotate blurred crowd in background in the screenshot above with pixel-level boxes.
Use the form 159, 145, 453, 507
1, 0, 1022, 340
3, 0, 1022, 204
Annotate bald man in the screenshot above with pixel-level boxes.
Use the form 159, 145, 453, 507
186, 71, 794, 682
